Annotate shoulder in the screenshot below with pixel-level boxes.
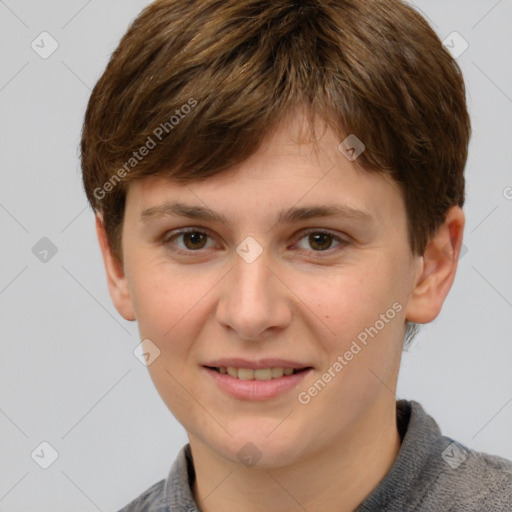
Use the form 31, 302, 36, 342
389, 400, 512, 511
421, 440, 512, 511
117, 479, 168, 512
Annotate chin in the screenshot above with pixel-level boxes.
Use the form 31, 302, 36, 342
212, 427, 311, 470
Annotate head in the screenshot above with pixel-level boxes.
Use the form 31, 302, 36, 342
81, 0, 470, 468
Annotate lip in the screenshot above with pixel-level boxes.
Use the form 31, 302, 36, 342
203, 365, 313, 401
202, 358, 311, 370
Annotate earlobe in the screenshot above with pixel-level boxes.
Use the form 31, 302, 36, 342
95, 214, 136, 321
405, 206, 465, 324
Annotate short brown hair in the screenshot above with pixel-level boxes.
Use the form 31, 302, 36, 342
81, 0, 471, 263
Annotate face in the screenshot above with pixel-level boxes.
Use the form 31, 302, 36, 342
113, 112, 425, 468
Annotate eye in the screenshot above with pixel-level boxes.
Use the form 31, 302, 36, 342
294, 229, 347, 253
162, 228, 216, 254
161, 228, 349, 256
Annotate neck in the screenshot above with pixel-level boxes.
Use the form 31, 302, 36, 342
190, 398, 401, 512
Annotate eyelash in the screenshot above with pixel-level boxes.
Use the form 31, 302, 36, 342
161, 227, 350, 257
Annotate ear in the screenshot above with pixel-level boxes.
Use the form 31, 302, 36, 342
405, 206, 465, 324
95, 214, 136, 321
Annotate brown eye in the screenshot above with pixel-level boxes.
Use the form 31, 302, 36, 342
163, 229, 214, 254
308, 232, 334, 251
294, 229, 348, 254
181, 231, 208, 250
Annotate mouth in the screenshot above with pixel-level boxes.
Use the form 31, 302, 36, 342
203, 364, 313, 400
205, 366, 311, 380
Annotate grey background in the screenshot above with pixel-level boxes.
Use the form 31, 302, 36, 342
0, 0, 511, 510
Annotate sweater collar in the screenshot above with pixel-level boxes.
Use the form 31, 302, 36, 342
355, 399, 448, 511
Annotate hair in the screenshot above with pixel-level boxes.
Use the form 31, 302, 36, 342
80, 0, 471, 346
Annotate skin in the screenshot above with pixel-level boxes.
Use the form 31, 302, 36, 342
97, 109, 465, 512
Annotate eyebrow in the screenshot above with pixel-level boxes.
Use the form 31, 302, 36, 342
140, 201, 374, 226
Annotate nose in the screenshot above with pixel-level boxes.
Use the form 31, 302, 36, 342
215, 244, 292, 341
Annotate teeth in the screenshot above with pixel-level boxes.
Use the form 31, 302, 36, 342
217, 367, 303, 380
271, 367, 284, 378
254, 369, 272, 381
238, 368, 255, 380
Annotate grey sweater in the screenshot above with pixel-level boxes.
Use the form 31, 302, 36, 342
118, 400, 512, 511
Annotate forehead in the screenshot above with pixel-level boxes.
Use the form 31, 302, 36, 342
125, 112, 405, 231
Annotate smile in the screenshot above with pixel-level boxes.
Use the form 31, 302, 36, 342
204, 366, 312, 400
210, 366, 307, 380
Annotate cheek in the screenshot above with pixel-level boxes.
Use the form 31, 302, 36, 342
128, 259, 223, 354
128, 254, 184, 326
127, 262, 211, 418
130, 275, 181, 339
295, 259, 402, 344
